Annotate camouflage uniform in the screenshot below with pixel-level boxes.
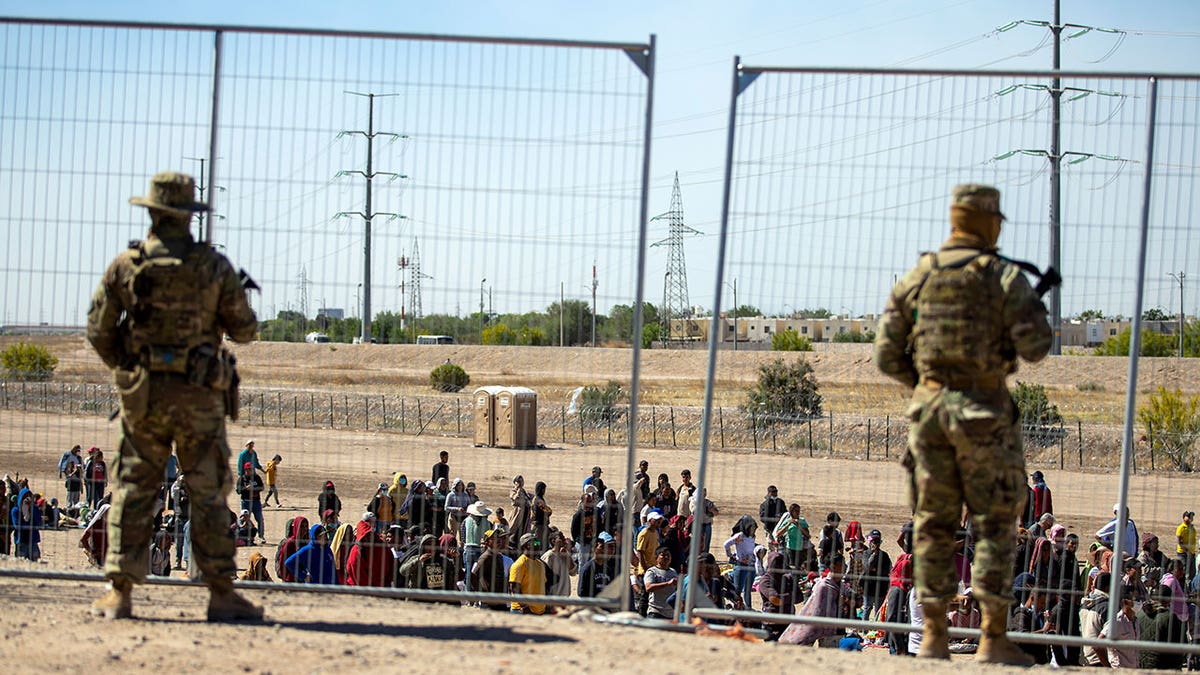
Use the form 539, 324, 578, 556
87, 172, 258, 617
874, 185, 1051, 661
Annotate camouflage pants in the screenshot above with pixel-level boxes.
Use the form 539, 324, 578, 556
905, 385, 1027, 607
106, 374, 234, 585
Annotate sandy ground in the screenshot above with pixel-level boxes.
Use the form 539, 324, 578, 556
3, 336, 1200, 670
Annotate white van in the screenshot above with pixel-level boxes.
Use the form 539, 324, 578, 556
305, 331, 331, 344
416, 334, 455, 345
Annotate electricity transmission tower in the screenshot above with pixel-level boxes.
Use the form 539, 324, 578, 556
297, 265, 310, 321
335, 91, 409, 343
652, 172, 701, 347
995, 1, 1129, 354
398, 239, 432, 342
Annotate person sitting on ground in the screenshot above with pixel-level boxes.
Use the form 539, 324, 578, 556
1006, 575, 1052, 665
1137, 583, 1188, 670
231, 509, 257, 547
779, 553, 853, 646
946, 589, 980, 654
148, 529, 173, 576
240, 551, 273, 582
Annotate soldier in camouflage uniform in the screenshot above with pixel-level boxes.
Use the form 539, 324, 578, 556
86, 172, 262, 622
873, 185, 1051, 664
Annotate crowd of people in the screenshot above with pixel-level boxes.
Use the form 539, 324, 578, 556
7, 442, 1200, 665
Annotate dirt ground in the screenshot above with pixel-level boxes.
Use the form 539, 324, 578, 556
3, 337, 1199, 670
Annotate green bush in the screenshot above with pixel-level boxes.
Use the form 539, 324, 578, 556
1013, 381, 1065, 446
1, 342, 57, 381
577, 381, 624, 425
1094, 327, 1176, 357
1138, 387, 1200, 472
831, 329, 875, 343
771, 328, 813, 352
743, 357, 822, 424
429, 363, 470, 393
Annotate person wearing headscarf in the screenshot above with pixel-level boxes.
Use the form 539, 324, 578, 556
597, 488, 622, 536
317, 480, 341, 522
10, 486, 42, 561
346, 514, 393, 587
779, 554, 852, 646
330, 521, 357, 584
80, 498, 111, 567
284, 523, 337, 585
275, 516, 310, 582
149, 529, 173, 576
1027, 536, 1054, 584
530, 481, 553, 554
508, 475, 532, 548
1138, 532, 1170, 577
397, 480, 434, 535
388, 473, 409, 528
400, 534, 455, 594
885, 552, 915, 656
368, 483, 396, 533
240, 552, 273, 582
1047, 578, 1081, 668
759, 549, 797, 639
431, 477, 450, 534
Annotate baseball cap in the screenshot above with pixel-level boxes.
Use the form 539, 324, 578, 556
868, 529, 882, 540
1185, 511, 1195, 519
592, 465, 602, 473
596, 531, 614, 543
1030, 471, 1044, 481
519, 532, 537, 548
378, 482, 387, 489
647, 512, 664, 522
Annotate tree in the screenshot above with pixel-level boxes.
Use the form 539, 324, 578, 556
542, 299, 594, 346
1013, 381, 1065, 446
1077, 309, 1105, 321
1143, 308, 1171, 322
576, 381, 624, 426
742, 357, 822, 423
1, 342, 57, 381
1138, 387, 1200, 471
799, 308, 832, 319
641, 322, 660, 349
772, 328, 813, 352
1094, 328, 1175, 357
732, 304, 761, 318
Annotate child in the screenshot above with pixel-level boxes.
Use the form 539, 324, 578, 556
264, 454, 283, 507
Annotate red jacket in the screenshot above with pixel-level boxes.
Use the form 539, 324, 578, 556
346, 520, 394, 587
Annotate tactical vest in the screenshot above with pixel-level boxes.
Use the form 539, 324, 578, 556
125, 240, 223, 374
912, 249, 1013, 387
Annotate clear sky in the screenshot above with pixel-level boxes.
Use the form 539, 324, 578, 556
1, 1, 1198, 326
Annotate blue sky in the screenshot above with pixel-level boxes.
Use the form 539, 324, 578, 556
1, 1, 1198, 326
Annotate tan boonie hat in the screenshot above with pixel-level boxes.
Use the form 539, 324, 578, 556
950, 184, 1005, 221
129, 171, 209, 219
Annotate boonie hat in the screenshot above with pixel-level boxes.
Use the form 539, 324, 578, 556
467, 501, 492, 518
950, 183, 1005, 220
129, 171, 210, 219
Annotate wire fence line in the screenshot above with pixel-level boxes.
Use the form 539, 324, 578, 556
0, 378, 1186, 472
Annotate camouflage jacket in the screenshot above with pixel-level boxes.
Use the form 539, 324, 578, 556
873, 244, 1052, 390
87, 235, 257, 371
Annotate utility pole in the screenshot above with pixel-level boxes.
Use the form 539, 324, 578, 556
1170, 271, 1186, 357
559, 282, 565, 346
591, 261, 598, 348
183, 156, 207, 240
480, 278, 487, 344
1049, 0, 1063, 355
336, 91, 408, 344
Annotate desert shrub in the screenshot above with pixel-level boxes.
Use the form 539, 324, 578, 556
642, 322, 660, 349
1094, 327, 1175, 357
1, 342, 57, 381
771, 328, 813, 352
1076, 382, 1104, 392
743, 357, 822, 424
1138, 387, 1200, 472
429, 364, 470, 393
1013, 381, 1065, 446
831, 329, 875, 343
577, 381, 624, 425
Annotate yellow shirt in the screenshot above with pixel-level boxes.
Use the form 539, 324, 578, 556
509, 554, 546, 614
1177, 521, 1196, 554
265, 460, 278, 486
635, 527, 659, 575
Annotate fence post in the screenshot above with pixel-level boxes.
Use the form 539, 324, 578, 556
808, 419, 813, 458
607, 413, 612, 446
417, 399, 423, 433
382, 396, 388, 429
22, 381, 27, 411
345, 394, 350, 427
561, 404, 566, 443
2, 382, 6, 408
364, 394, 370, 430
457, 398, 462, 434
261, 392, 266, 425
278, 391, 283, 425
1148, 422, 1154, 472
1077, 420, 1083, 468
885, 415, 890, 459
719, 407, 725, 449
828, 411, 833, 455
329, 394, 334, 428
771, 423, 776, 453
42, 381, 47, 411
1059, 420, 1064, 469
867, 418, 871, 461
66, 382, 73, 415
670, 407, 677, 447
579, 408, 584, 444
752, 411, 758, 453
651, 406, 657, 446
310, 393, 315, 425
293, 395, 298, 428
401, 398, 406, 433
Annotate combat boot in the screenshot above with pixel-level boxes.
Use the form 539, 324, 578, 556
90, 577, 133, 619
977, 601, 1034, 666
207, 580, 264, 623
916, 600, 950, 659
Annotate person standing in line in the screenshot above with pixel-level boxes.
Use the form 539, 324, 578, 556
758, 485, 786, 537
236, 439, 263, 475
83, 448, 108, 509
235, 462, 265, 544
86, 171, 261, 621
263, 454, 282, 507
874, 184, 1052, 663
59, 445, 83, 479
431, 450, 450, 486
1175, 511, 1196, 587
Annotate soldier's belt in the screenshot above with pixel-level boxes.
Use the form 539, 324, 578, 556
919, 374, 1006, 390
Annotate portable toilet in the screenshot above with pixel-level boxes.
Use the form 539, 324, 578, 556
494, 386, 537, 449
472, 386, 505, 447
